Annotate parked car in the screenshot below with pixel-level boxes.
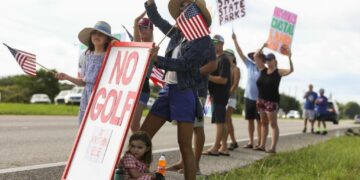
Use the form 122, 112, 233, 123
354, 114, 360, 124
286, 110, 300, 119
54, 90, 71, 104
30, 94, 51, 104
325, 100, 340, 124
64, 87, 84, 105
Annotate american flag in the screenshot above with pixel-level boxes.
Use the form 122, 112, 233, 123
176, 3, 210, 41
150, 67, 165, 87
3, 44, 36, 76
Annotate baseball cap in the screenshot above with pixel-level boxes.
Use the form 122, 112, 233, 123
138, 18, 153, 29
212, 34, 224, 44
265, 53, 276, 61
224, 49, 234, 56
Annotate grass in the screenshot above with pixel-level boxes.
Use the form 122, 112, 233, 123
207, 136, 360, 180
0, 103, 151, 116
0, 103, 79, 115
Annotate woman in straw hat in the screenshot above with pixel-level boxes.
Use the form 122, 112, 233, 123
55, 21, 118, 125
130, 12, 155, 133
140, 0, 215, 179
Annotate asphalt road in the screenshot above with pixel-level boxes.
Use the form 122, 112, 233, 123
0, 115, 358, 170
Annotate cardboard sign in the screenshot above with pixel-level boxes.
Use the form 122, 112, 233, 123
217, 0, 246, 25
267, 7, 297, 55
62, 41, 153, 180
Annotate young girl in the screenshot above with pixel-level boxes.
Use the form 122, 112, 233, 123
55, 21, 117, 125
119, 131, 155, 180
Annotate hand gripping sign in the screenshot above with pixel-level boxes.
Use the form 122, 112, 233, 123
267, 7, 297, 55
62, 41, 153, 180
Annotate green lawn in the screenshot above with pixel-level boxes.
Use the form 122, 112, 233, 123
0, 103, 79, 115
208, 136, 360, 180
0, 103, 150, 116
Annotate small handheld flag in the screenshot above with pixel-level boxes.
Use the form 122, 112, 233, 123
150, 67, 165, 87
3, 43, 37, 76
176, 3, 210, 41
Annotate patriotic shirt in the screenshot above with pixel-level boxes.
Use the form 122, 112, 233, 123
120, 152, 152, 180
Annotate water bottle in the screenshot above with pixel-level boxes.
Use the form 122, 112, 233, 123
156, 154, 166, 176
113, 166, 125, 180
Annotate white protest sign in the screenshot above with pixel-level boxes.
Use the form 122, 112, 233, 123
217, 0, 246, 26
62, 41, 153, 180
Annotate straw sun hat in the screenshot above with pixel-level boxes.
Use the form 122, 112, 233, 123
168, 0, 212, 26
78, 21, 118, 46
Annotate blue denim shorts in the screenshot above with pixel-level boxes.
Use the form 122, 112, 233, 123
150, 84, 196, 122
139, 92, 150, 105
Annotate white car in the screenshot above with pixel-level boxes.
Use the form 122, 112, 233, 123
286, 110, 300, 119
30, 94, 51, 104
355, 114, 360, 124
54, 90, 71, 104
64, 87, 84, 105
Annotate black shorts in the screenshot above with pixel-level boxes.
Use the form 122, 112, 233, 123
245, 98, 260, 120
316, 113, 327, 121
211, 103, 226, 124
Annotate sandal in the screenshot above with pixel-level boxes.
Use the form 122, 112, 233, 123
253, 146, 266, 152
202, 151, 219, 156
242, 144, 253, 149
219, 152, 230, 156
265, 149, 276, 154
228, 143, 239, 151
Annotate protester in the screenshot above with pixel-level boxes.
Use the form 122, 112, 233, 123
119, 131, 162, 180
140, 0, 214, 179
315, 88, 328, 135
130, 12, 155, 132
167, 49, 216, 175
203, 35, 231, 156
232, 32, 262, 149
254, 43, 294, 153
55, 21, 118, 125
223, 49, 241, 151
302, 84, 318, 133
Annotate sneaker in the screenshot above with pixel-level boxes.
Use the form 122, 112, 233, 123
322, 131, 328, 135
228, 143, 239, 151
302, 128, 307, 133
315, 131, 320, 134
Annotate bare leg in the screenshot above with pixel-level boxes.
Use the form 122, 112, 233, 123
130, 103, 145, 132
259, 112, 269, 149
219, 123, 228, 153
193, 127, 205, 171
267, 112, 279, 152
206, 124, 224, 153
225, 107, 236, 144
177, 122, 196, 180
256, 119, 262, 147
139, 113, 167, 139
248, 120, 255, 145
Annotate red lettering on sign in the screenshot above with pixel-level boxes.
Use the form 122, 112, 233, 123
108, 50, 139, 85
110, 91, 137, 126
90, 88, 106, 120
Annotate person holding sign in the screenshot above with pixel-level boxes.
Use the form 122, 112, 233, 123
130, 12, 155, 132
141, 0, 215, 179
232, 32, 262, 149
254, 43, 294, 154
55, 21, 118, 125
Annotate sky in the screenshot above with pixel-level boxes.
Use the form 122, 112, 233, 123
0, 0, 359, 104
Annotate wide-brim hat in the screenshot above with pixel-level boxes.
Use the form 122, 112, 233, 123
78, 21, 118, 47
168, 0, 212, 27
